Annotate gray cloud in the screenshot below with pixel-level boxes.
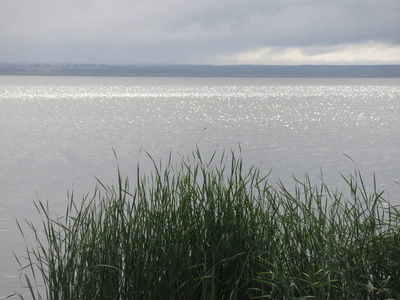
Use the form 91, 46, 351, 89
1, 0, 399, 64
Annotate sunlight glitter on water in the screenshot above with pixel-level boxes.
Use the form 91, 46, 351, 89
0, 76, 399, 297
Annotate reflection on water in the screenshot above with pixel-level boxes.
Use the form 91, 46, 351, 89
1, 76, 399, 297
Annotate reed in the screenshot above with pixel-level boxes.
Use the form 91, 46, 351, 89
15, 149, 400, 299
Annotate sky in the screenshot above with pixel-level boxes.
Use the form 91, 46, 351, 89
1, 0, 399, 65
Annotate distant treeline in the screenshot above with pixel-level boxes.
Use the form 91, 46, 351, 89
1, 63, 399, 77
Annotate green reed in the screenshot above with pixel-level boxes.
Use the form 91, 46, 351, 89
15, 149, 400, 299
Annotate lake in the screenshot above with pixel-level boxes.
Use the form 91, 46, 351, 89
1, 75, 399, 298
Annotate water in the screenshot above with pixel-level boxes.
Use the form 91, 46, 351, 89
1, 75, 399, 297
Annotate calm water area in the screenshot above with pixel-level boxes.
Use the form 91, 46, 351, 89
1, 75, 400, 297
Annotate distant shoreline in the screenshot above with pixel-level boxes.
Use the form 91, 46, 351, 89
1, 63, 399, 78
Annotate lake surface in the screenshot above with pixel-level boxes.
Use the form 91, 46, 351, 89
1, 75, 399, 297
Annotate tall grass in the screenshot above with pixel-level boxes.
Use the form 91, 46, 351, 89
15, 149, 400, 299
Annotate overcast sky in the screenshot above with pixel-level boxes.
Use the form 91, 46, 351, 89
1, 0, 399, 65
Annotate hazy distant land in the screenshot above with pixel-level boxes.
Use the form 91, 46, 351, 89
0, 63, 399, 77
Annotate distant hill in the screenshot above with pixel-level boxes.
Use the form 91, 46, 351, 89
0, 63, 399, 77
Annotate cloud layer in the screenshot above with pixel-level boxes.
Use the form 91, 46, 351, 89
1, 0, 399, 64
220, 42, 400, 65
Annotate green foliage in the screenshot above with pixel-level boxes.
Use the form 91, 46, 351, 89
15, 149, 400, 299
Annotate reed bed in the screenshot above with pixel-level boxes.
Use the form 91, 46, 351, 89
15, 149, 400, 299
